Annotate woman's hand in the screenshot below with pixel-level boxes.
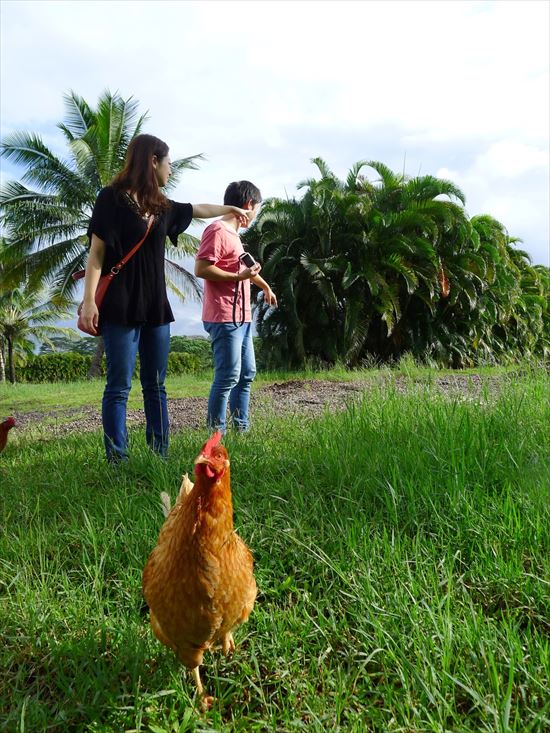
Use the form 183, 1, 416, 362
79, 234, 105, 336
79, 299, 100, 335
192, 204, 252, 225
230, 207, 252, 227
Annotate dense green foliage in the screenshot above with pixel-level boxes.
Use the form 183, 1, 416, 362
1, 372, 548, 731
35, 335, 213, 370
17, 350, 204, 382
4, 333, 213, 384
40, 335, 98, 356
244, 160, 550, 368
19, 352, 94, 382
166, 352, 205, 377
0, 282, 74, 383
169, 336, 212, 370
18, 335, 212, 382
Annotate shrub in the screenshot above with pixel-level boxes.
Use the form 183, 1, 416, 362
18, 349, 207, 383
18, 353, 93, 382
170, 336, 212, 370
167, 352, 203, 375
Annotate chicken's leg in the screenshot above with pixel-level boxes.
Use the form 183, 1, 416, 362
222, 632, 235, 657
192, 666, 214, 711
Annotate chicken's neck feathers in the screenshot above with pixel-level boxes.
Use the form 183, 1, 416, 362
194, 472, 233, 519
162, 473, 234, 558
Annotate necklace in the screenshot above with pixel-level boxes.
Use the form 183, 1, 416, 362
123, 191, 152, 220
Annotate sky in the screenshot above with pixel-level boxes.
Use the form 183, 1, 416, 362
1, 0, 549, 336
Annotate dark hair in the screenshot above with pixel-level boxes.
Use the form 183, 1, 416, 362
223, 181, 262, 208
111, 134, 170, 215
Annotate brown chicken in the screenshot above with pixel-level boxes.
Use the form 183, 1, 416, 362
0, 417, 15, 453
142, 432, 257, 709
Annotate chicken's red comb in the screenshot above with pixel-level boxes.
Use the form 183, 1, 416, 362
2, 416, 15, 428
201, 431, 222, 457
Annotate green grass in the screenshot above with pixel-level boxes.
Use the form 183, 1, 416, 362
1, 370, 549, 732
0, 362, 523, 415
0, 371, 332, 413
0, 374, 212, 413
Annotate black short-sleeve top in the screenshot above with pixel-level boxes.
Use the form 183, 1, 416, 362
87, 186, 193, 326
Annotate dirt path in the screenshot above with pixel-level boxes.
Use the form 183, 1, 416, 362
8, 374, 506, 436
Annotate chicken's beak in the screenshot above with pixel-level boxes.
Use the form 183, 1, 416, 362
194, 454, 211, 467
194, 453, 229, 479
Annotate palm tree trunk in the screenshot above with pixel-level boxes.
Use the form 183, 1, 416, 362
88, 337, 105, 378
7, 337, 15, 384
0, 339, 5, 382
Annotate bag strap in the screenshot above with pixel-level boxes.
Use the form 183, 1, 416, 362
232, 279, 246, 327
109, 214, 154, 275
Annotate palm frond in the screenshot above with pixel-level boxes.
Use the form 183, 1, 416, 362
60, 90, 95, 138
383, 253, 419, 294
4, 236, 88, 291
165, 231, 200, 257
364, 161, 403, 189
404, 175, 466, 206
310, 157, 335, 181
1, 132, 88, 200
163, 154, 205, 194
345, 160, 370, 192
164, 260, 203, 302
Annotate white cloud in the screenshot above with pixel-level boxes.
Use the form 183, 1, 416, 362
437, 141, 550, 266
472, 141, 548, 180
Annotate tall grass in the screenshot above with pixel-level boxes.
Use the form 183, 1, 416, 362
1, 371, 549, 732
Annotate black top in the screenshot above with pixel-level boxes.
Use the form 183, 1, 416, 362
87, 186, 193, 326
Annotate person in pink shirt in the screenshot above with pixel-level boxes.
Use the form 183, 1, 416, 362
195, 181, 277, 432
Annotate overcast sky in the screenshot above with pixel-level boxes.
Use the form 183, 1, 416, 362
1, 0, 549, 336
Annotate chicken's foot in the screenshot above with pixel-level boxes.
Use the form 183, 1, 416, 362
192, 666, 214, 711
222, 632, 235, 657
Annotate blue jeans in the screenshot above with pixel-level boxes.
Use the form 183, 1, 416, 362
204, 321, 256, 432
102, 322, 170, 461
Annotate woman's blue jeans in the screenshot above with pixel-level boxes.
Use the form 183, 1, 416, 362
102, 322, 170, 461
204, 321, 256, 432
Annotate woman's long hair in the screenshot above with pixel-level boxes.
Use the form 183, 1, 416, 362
111, 134, 171, 215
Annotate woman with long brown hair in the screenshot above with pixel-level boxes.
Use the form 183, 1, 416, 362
79, 134, 254, 462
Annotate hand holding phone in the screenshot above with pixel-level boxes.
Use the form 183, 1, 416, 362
237, 251, 261, 279
239, 252, 256, 268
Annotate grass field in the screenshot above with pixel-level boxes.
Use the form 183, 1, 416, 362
1, 368, 549, 732
0, 361, 517, 413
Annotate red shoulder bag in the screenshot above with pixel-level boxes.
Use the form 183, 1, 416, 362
73, 215, 154, 336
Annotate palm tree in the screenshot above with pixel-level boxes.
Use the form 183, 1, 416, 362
0, 90, 204, 374
0, 286, 75, 383
0, 238, 9, 381
346, 162, 469, 361
424, 215, 548, 365
245, 159, 469, 366
1, 89, 203, 293
244, 158, 549, 367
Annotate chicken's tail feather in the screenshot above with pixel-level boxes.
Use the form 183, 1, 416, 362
161, 474, 193, 517
179, 473, 194, 497
160, 492, 172, 518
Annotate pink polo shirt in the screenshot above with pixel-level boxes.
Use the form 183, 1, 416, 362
196, 220, 252, 323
